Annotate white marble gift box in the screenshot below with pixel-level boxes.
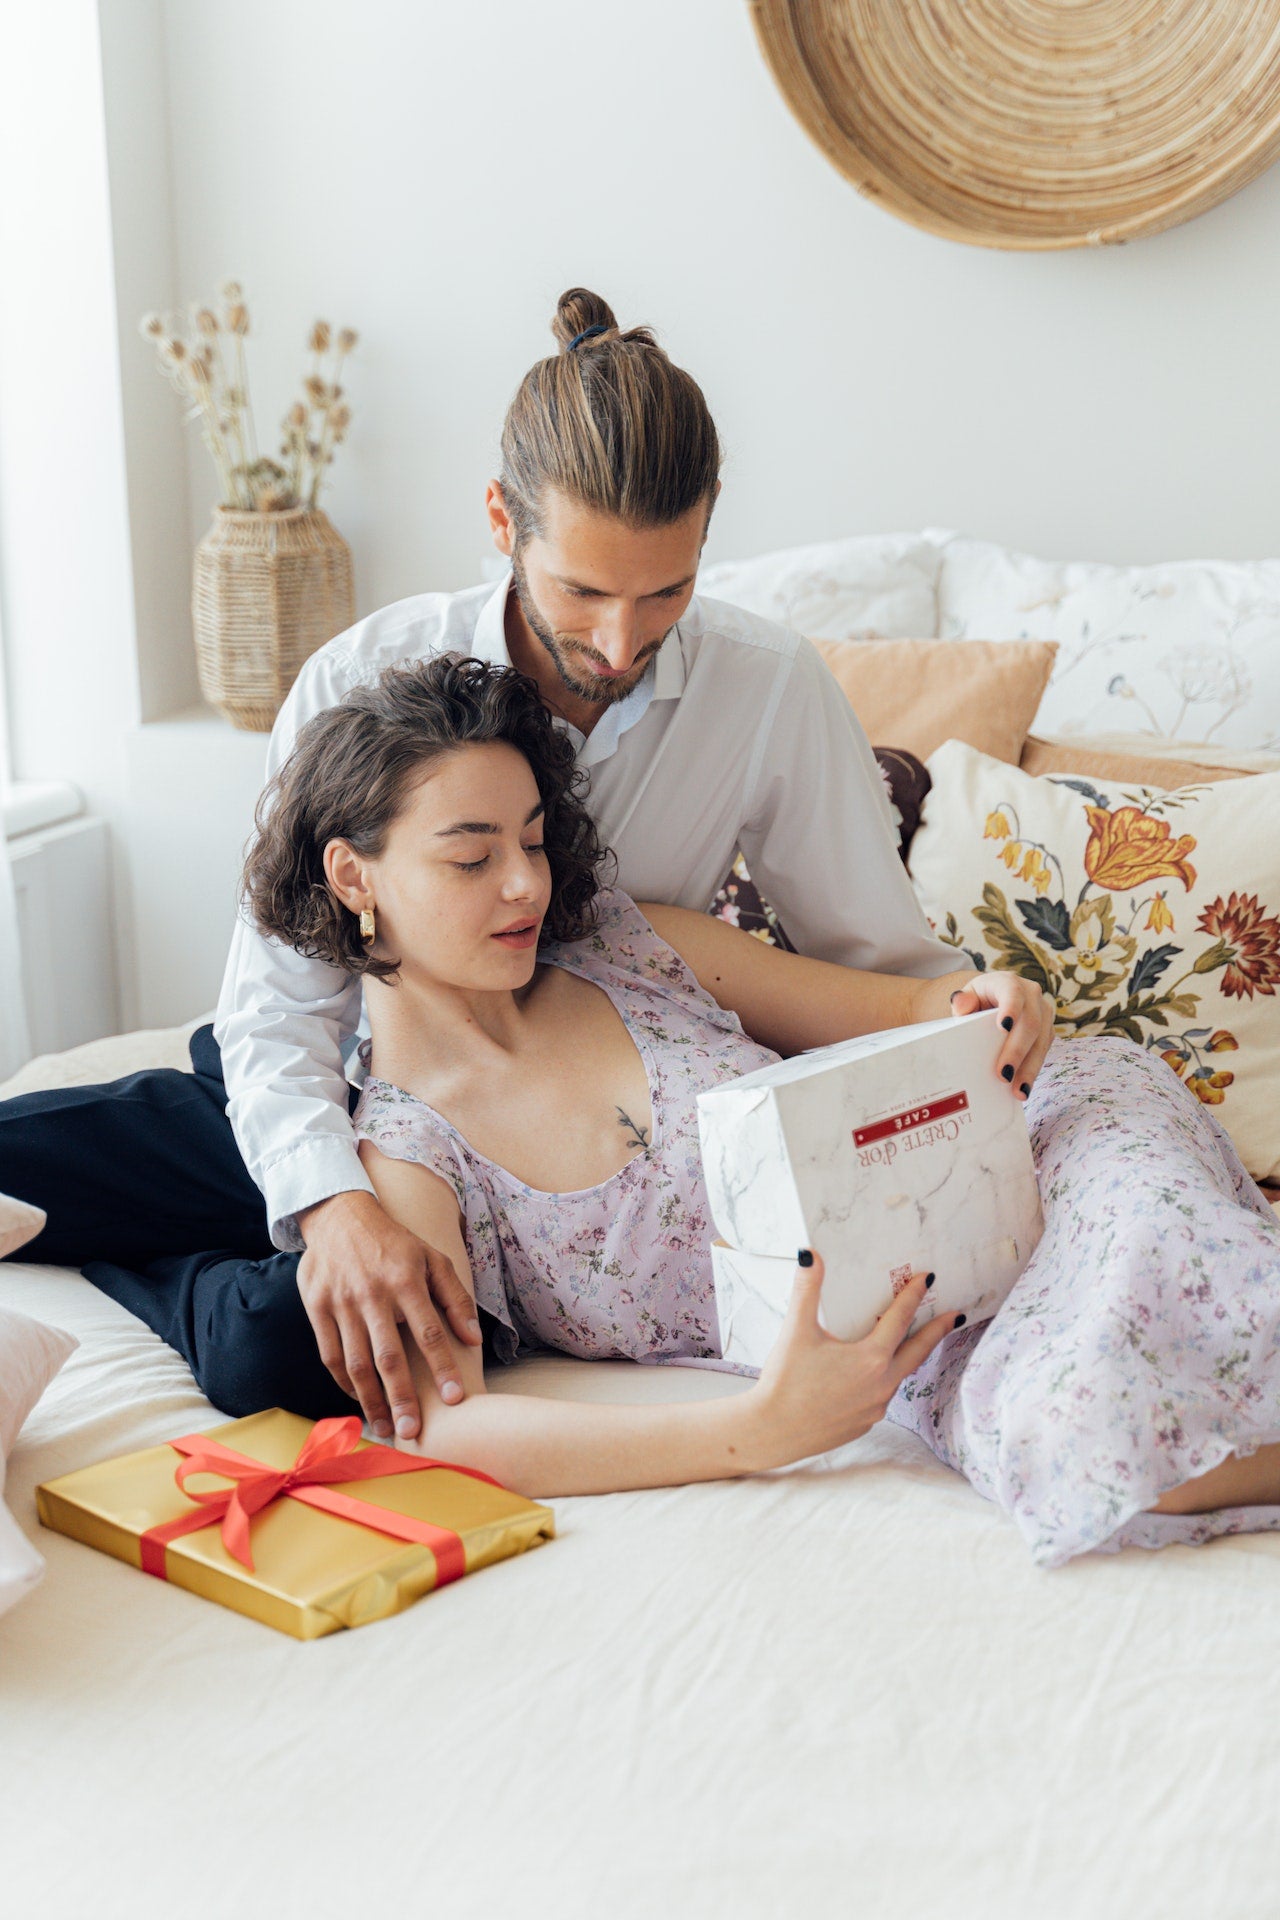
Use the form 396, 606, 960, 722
698, 1009, 1043, 1363
711, 1243, 796, 1371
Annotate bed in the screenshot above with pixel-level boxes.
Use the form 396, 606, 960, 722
5, 1025, 1280, 1920
9, 521, 1280, 1917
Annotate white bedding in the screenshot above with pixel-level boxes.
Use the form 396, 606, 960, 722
4, 1047, 1280, 1918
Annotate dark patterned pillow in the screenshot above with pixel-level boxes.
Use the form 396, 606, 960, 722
707, 747, 931, 948
873, 745, 932, 856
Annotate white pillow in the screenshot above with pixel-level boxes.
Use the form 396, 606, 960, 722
0, 1192, 46, 1259
0, 1304, 77, 1618
933, 533, 1280, 753
697, 533, 942, 641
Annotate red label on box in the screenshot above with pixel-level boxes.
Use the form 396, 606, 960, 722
854, 1091, 969, 1149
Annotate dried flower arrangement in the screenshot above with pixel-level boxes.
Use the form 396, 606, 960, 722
140, 282, 358, 512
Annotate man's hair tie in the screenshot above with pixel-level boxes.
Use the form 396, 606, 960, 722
568, 323, 609, 351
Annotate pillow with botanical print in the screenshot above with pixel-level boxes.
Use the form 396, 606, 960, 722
909, 740, 1280, 1182
698, 532, 942, 641
931, 531, 1280, 752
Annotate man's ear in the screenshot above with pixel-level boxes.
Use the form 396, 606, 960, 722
486, 480, 515, 558
324, 839, 374, 914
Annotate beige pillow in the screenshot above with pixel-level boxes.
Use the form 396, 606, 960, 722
910, 741, 1280, 1182
1021, 735, 1252, 787
0, 1193, 45, 1260
1030, 732, 1280, 776
814, 638, 1058, 764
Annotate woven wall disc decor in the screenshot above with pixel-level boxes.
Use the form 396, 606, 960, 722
750, 0, 1280, 249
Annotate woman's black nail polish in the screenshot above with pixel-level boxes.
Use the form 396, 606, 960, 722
797, 1248, 814, 1268
1001, 1063, 1015, 1082
949, 989, 964, 1004
1020, 1082, 1031, 1098
954, 1313, 967, 1328
925, 1273, 936, 1288
1001, 1016, 1014, 1032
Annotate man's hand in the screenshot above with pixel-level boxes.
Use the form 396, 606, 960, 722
295, 1190, 483, 1440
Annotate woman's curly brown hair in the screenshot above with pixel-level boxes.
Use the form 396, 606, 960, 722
242, 654, 610, 980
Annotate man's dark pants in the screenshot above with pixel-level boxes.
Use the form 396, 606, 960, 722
0, 1025, 355, 1418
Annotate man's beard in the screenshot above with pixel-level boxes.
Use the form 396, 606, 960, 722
509, 548, 670, 708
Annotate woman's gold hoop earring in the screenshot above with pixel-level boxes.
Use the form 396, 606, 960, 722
359, 907, 376, 943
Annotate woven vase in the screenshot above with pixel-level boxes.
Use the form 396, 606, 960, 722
192, 506, 355, 731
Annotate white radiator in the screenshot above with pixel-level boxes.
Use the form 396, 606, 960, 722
8, 814, 118, 1056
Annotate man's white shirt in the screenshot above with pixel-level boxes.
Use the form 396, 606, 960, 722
215, 575, 955, 1246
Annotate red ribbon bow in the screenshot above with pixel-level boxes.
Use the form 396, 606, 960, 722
139, 1414, 500, 1585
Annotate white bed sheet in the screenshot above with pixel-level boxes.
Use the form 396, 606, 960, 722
4, 1031, 1280, 1918
5, 1264, 1280, 1919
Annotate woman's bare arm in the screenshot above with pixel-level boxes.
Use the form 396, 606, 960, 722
357, 1140, 954, 1498
360, 1139, 762, 1495
641, 903, 1054, 1091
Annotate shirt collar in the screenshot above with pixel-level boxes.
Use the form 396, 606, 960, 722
472, 571, 688, 765
470, 574, 516, 667
573, 621, 688, 766
652, 620, 688, 700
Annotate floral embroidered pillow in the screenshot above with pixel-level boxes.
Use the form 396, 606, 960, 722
698, 533, 942, 641
909, 740, 1280, 1181
932, 532, 1280, 752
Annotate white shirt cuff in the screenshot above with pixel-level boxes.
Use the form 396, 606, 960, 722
264, 1138, 377, 1252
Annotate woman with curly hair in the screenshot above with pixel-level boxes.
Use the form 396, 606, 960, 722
86, 654, 1280, 1564
4, 284, 959, 1443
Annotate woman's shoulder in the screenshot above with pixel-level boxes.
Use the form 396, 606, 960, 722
551, 887, 746, 1025
554, 886, 682, 976
352, 1074, 471, 1200
582, 885, 662, 949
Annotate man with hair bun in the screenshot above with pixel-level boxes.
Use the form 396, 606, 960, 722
1, 287, 954, 1442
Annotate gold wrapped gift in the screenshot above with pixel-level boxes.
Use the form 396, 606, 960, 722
37, 1408, 554, 1640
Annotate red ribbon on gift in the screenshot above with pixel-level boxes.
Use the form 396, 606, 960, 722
139, 1415, 501, 1586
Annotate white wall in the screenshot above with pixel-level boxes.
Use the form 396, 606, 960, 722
158, 0, 1280, 594
0, 0, 141, 1034
10, 0, 1280, 1035
124, 711, 266, 1025
98, 0, 200, 723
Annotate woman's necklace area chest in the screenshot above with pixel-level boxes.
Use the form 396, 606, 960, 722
435, 969, 660, 1195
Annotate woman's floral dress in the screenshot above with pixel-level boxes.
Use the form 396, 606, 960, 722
354, 890, 1280, 1567
887, 1035, 1280, 1565
354, 890, 777, 1371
